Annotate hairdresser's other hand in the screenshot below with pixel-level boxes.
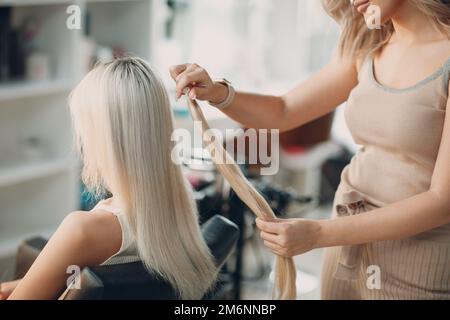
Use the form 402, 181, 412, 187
169, 63, 228, 103
0, 279, 20, 300
256, 218, 322, 258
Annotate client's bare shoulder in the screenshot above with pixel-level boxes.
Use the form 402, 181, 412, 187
60, 208, 122, 265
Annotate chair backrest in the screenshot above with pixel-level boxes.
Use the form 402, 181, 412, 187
62, 215, 239, 300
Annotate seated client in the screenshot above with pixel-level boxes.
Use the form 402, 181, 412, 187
1, 57, 218, 300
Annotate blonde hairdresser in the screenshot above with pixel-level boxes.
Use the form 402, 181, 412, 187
171, 0, 450, 299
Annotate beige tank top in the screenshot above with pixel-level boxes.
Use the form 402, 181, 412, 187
93, 202, 140, 265
336, 55, 450, 242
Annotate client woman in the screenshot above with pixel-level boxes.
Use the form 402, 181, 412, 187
0, 57, 217, 300
170, 0, 450, 299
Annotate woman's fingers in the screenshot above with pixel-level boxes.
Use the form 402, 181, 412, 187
188, 88, 197, 100
260, 230, 291, 255
257, 218, 296, 257
255, 218, 285, 235
191, 86, 216, 100
263, 240, 290, 257
260, 230, 279, 243
0, 279, 21, 300
175, 63, 197, 81
175, 68, 206, 100
169, 63, 190, 81
170, 63, 216, 102
174, 64, 197, 99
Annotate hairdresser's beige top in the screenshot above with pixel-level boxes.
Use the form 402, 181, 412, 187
321, 56, 450, 299
339, 55, 450, 241
94, 202, 140, 265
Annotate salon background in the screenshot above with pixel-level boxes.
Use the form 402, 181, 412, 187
0, 0, 358, 299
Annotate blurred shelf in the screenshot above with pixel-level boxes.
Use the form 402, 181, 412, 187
0, 227, 55, 257
0, 79, 75, 102
0, 0, 73, 6
0, 0, 152, 260
0, 0, 144, 6
86, 0, 143, 3
0, 158, 76, 188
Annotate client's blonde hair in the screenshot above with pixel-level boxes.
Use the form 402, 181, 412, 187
69, 57, 217, 299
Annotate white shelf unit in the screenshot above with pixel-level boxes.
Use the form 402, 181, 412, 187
0, 0, 156, 261
0, 79, 75, 101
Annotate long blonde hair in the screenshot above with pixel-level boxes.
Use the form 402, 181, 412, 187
322, 0, 450, 61
185, 97, 297, 300
69, 57, 217, 299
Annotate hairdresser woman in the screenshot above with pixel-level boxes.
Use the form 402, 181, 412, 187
171, 0, 450, 299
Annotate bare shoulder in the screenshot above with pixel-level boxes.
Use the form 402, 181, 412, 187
58, 210, 122, 265
6, 209, 122, 299
62, 210, 121, 239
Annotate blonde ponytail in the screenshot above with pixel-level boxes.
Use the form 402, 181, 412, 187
186, 96, 297, 300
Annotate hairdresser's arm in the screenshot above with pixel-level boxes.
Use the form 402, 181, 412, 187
8, 212, 120, 299
257, 86, 450, 257
170, 55, 358, 132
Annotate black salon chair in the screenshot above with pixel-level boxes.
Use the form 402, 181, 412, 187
13, 215, 239, 300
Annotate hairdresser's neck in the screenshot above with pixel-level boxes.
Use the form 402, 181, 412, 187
390, 2, 440, 44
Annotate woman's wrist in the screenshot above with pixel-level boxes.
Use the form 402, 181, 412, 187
209, 81, 229, 104
316, 218, 338, 249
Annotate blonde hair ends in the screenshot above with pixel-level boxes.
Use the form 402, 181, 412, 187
186, 96, 297, 300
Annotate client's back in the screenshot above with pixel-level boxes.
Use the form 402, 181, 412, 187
69, 57, 217, 299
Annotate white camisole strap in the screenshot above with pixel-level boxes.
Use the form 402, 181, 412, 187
93, 202, 140, 265
94, 203, 121, 215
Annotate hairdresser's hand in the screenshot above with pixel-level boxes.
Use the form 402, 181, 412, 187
0, 279, 20, 300
169, 63, 228, 103
256, 218, 322, 258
